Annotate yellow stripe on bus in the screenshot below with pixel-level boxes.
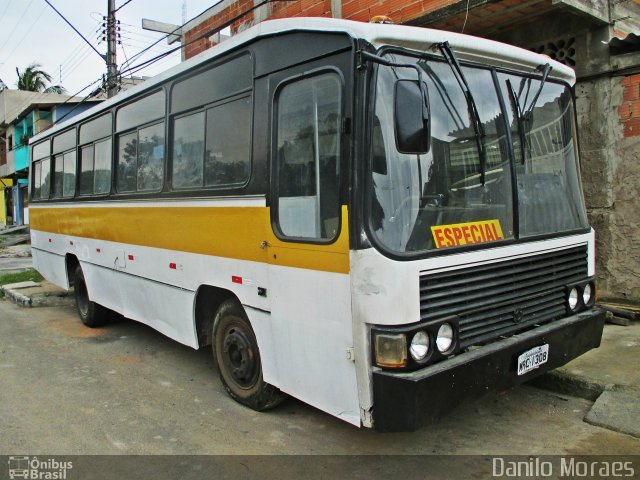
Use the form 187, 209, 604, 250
30, 205, 350, 274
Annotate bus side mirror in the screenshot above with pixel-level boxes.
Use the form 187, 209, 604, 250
394, 79, 430, 154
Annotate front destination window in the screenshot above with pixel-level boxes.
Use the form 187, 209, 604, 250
369, 52, 588, 255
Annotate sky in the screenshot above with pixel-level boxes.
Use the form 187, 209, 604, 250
0, 0, 219, 96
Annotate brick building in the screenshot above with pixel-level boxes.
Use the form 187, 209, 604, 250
179, 0, 640, 303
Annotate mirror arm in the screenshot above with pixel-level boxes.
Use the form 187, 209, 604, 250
358, 50, 429, 120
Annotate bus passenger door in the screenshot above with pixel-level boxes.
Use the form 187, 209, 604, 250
265, 57, 360, 426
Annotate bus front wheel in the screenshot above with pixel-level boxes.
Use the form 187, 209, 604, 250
213, 299, 285, 411
73, 265, 109, 328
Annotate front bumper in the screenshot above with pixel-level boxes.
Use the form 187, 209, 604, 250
372, 308, 606, 432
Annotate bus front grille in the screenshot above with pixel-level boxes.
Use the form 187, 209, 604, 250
419, 245, 588, 348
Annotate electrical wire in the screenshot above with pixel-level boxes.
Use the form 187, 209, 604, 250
2, 5, 48, 63
115, 0, 134, 13
119, 42, 132, 80
60, 23, 102, 67
42, 0, 104, 61
0, 0, 15, 25
43, 77, 104, 127
51, 0, 292, 127
0, 0, 36, 54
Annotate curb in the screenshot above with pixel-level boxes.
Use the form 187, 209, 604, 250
1, 286, 75, 308
2, 288, 33, 307
530, 370, 640, 439
528, 370, 606, 401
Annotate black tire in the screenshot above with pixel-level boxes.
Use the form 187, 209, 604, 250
213, 299, 285, 411
73, 265, 109, 328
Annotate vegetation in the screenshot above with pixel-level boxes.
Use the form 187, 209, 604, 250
15, 63, 65, 94
0, 269, 43, 299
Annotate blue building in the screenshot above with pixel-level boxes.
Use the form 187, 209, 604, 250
0, 90, 101, 226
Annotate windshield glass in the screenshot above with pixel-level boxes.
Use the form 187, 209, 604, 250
497, 72, 587, 237
368, 52, 588, 255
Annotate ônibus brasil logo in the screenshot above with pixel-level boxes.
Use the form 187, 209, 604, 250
8, 456, 73, 480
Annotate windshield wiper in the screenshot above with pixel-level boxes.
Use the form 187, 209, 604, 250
436, 41, 487, 185
506, 79, 527, 165
508, 63, 552, 164
523, 63, 552, 121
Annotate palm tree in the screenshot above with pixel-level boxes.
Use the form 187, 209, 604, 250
15, 63, 66, 94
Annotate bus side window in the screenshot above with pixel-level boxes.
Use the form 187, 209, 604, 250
275, 73, 341, 241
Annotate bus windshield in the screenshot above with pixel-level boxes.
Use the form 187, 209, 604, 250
368, 52, 588, 255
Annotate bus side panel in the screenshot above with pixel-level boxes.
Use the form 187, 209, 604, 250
244, 307, 280, 389
31, 247, 69, 290
267, 265, 360, 426
81, 262, 123, 318
117, 273, 198, 349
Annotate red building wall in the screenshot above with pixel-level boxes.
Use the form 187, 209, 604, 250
183, 0, 456, 59
619, 74, 640, 137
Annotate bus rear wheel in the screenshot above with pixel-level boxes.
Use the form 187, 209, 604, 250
213, 299, 285, 411
73, 265, 109, 328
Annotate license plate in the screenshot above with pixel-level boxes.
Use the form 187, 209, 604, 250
517, 344, 549, 376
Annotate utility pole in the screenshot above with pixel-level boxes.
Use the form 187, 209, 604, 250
106, 0, 118, 98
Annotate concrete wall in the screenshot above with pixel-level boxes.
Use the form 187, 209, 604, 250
577, 74, 640, 303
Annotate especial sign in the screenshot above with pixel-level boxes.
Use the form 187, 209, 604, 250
431, 220, 504, 249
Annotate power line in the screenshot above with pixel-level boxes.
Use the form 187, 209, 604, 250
2, 5, 48, 65
60, 22, 102, 67
42, 0, 105, 61
119, 42, 132, 81
0, 0, 36, 54
50, 78, 104, 127
115, 0, 134, 13
52, 0, 292, 127
63, 49, 95, 80
59, 31, 102, 85
0, 0, 15, 24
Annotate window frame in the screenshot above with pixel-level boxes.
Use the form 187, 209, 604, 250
169, 92, 254, 192
363, 45, 591, 261
52, 148, 77, 199
116, 119, 166, 195
78, 136, 113, 197
270, 67, 345, 245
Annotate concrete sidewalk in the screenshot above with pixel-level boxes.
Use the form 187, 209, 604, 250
0, 238, 72, 306
1, 276, 638, 438
532, 320, 640, 438
1, 279, 74, 307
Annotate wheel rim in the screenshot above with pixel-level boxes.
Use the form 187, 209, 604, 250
221, 322, 258, 389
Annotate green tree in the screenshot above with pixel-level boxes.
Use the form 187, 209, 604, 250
15, 62, 65, 93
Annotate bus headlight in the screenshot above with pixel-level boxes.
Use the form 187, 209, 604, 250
409, 330, 430, 361
436, 323, 455, 353
567, 287, 580, 311
582, 283, 593, 306
374, 333, 407, 368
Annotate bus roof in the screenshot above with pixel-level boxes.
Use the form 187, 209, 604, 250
32, 17, 575, 144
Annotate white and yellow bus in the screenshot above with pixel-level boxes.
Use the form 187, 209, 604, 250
29, 18, 604, 431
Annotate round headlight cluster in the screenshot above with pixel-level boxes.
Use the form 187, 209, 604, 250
567, 283, 595, 312
409, 330, 429, 361
568, 287, 580, 311
582, 283, 592, 305
436, 323, 454, 353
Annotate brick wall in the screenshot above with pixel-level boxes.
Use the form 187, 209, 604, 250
183, 0, 257, 58
619, 74, 640, 137
183, 0, 459, 59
